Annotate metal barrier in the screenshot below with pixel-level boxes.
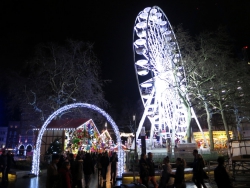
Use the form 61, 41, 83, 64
228, 140, 250, 180
125, 150, 221, 171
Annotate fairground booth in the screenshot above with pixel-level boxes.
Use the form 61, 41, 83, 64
193, 131, 233, 149
34, 118, 123, 159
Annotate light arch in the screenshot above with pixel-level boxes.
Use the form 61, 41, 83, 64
26, 144, 33, 151
31, 103, 124, 176
25, 144, 33, 156
18, 144, 25, 155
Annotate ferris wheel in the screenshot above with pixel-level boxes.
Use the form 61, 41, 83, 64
133, 6, 190, 149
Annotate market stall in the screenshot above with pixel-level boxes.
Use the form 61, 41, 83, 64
193, 131, 233, 149
65, 119, 100, 154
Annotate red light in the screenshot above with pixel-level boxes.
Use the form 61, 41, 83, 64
244, 46, 248, 49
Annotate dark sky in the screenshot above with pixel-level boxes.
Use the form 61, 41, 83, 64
0, 0, 249, 123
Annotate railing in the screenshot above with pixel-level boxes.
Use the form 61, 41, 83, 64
125, 150, 221, 171
228, 140, 250, 180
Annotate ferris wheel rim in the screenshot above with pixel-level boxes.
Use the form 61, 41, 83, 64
133, 6, 185, 105
133, 6, 189, 141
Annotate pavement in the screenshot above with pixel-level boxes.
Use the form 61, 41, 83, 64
0, 165, 249, 188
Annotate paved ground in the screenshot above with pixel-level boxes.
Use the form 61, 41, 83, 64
1, 165, 249, 188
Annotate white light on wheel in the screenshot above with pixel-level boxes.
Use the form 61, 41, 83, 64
135, 59, 148, 66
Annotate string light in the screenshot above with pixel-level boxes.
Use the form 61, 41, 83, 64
32, 103, 124, 176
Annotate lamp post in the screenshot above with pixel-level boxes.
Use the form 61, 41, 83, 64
133, 114, 137, 182
141, 127, 146, 154
133, 115, 137, 155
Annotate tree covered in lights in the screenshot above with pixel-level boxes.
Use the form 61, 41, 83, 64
177, 26, 250, 147
7, 40, 108, 126
191, 30, 250, 141
176, 27, 234, 147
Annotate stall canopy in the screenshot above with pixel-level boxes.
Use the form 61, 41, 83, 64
44, 118, 91, 130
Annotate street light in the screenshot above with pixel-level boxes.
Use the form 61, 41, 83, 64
133, 115, 137, 158
133, 114, 137, 182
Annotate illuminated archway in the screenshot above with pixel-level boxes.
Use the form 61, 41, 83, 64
31, 103, 124, 176
18, 145, 25, 155
26, 144, 33, 152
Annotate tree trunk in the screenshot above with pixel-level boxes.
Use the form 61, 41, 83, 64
204, 102, 214, 150
219, 100, 230, 140
234, 107, 242, 140
186, 106, 192, 143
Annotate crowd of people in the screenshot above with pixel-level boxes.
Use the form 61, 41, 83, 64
0, 148, 233, 188
46, 151, 118, 188
139, 149, 233, 188
139, 152, 186, 188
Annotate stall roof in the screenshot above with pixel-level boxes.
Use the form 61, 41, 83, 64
33, 118, 90, 130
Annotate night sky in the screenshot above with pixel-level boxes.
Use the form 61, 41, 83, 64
0, 0, 249, 124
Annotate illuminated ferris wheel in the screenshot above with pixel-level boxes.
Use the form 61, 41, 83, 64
133, 6, 190, 149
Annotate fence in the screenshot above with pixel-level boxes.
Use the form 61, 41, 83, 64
228, 139, 250, 180
125, 150, 220, 171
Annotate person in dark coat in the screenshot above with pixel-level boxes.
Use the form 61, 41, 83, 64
146, 152, 158, 188
139, 153, 149, 188
197, 154, 208, 188
172, 158, 186, 188
46, 154, 60, 188
68, 153, 75, 186
6, 151, 15, 182
214, 156, 233, 188
57, 154, 65, 171
192, 149, 207, 188
97, 153, 103, 179
0, 150, 8, 184
58, 161, 72, 188
109, 152, 118, 182
83, 153, 94, 188
74, 154, 84, 188
100, 152, 109, 181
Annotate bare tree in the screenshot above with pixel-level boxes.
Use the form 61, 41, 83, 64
176, 26, 249, 148
8, 40, 108, 127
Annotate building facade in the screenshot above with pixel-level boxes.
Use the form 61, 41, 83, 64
6, 121, 20, 150
0, 127, 8, 149
16, 127, 37, 156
